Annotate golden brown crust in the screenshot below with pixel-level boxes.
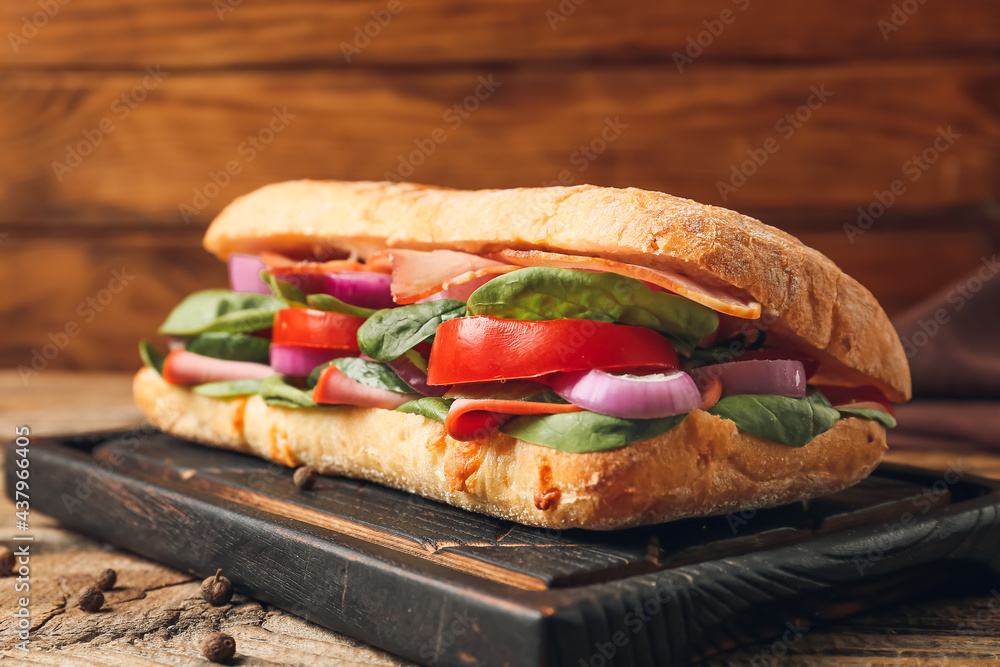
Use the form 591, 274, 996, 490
203, 180, 911, 400
133, 368, 887, 530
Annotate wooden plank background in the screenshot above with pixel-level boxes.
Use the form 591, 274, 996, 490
2, 0, 999, 66
1, 0, 998, 373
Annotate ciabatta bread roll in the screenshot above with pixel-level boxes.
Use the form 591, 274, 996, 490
134, 180, 909, 530
134, 367, 886, 529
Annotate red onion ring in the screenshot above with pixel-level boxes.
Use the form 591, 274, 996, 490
270, 344, 349, 377
386, 356, 450, 397
228, 254, 271, 294
690, 359, 806, 398
279, 272, 394, 309
547, 369, 702, 419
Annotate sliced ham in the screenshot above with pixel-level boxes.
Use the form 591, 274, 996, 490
260, 251, 392, 275
417, 273, 497, 303
493, 249, 762, 319
367, 249, 519, 304
312, 365, 412, 409
445, 398, 582, 441
162, 349, 273, 385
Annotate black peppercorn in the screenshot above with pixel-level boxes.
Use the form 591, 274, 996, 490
95, 568, 117, 591
293, 465, 317, 490
78, 585, 104, 612
0, 546, 14, 577
202, 632, 237, 663
201, 569, 233, 606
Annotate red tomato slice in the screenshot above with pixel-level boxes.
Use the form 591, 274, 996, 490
272, 308, 365, 350
426, 316, 679, 385
814, 384, 894, 416
445, 398, 583, 441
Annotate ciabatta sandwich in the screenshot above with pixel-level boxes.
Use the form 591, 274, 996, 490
134, 180, 910, 530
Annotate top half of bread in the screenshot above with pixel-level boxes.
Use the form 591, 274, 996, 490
203, 180, 911, 402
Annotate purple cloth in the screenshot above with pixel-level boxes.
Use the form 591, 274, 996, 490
887, 254, 1000, 451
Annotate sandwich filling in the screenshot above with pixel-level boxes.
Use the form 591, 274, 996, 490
140, 249, 896, 453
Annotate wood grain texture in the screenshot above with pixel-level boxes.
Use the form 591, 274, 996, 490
1, 61, 997, 227
4, 482, 999, 664
0, 0, 998, 68
0, 496, 412, 666
0, 228, 224, 374
3, 373, 1000, 665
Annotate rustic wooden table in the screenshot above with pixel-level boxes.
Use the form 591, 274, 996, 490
2, 371, 1000, 666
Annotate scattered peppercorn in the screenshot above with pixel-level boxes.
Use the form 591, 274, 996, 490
77, 585, 104, 612
0, 546, 14, 577
202, 632, 237, 663
293, 465, 318, 490
201, 569, 234, 606
95, 568, 117, 591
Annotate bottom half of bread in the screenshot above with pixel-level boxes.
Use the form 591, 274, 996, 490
133, 368, 887, 530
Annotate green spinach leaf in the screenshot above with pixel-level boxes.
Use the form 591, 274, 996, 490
159, 290, 284, 335
357, 300, 467, 362
466, 267, 718, 353
306, 293, 376, 318
838, 407, 897, 428
259, 374, 316, 408
193, 379, 263, 397
686, 330, 767, 365
184, 333, 270, 363
260, 271, 308, 306
502, 411, 688, 453
331, 357, 417, 394
708, 390, 840, 447
260, 269, 377, 317
396, 397, 453, 423
139, 339, 165, 376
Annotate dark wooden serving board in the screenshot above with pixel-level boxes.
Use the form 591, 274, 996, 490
10, 431, 1000, 666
